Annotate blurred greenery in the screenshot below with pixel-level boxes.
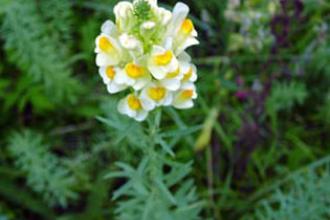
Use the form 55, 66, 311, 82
0, 0, 329, 219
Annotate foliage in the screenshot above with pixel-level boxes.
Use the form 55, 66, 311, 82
1, 0, 81, 105
0, 0, 329, 219
7, 130, 78, 207
251, 156, 330, 220
100, 107, 203, 219
266, 81, 307, 113
108, 158, 202, 220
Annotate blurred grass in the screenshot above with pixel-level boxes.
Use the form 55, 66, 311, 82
0, 0, 330, 219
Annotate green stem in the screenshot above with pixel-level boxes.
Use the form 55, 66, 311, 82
206, 145, 222, 220
146, 108, 162, 181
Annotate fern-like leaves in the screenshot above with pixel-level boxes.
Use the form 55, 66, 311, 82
266, 81, 307, 113
250, 156, 330, 220
7, 130, 78, 207
1, 0, 81, 104
106, 157, 203, 220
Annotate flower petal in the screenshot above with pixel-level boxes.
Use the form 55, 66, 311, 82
163, 92, 173, 106
107, 82, 127, 94
167, 2, 189, 36
161, 78, 181, 91
101, 20, 117, 36
96, 53, 117, 67
175, 37, 200, 55
173, 100, 194, 109
135, 110, 148, 122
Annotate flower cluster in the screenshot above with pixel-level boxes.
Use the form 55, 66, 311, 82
95, 0, 199, 121
225, 0, 277, 52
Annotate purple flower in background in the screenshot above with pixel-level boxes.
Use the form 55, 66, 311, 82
270, 14, 290, 47
235, 90, 249, 102
233, 121, 262, 180
280, 0, 304, 17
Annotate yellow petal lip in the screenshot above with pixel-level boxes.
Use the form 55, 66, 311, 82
127, 95, 142, 110
166, 67, 180, 78
99, 36, 114, 53
180, 89, 194, 99
153, 50, 173, 66
182, 67, 193, 81
125, 63, 145, 78
106, 66, 116, 79
180, 19, 194, 35
148, 87, 166, 101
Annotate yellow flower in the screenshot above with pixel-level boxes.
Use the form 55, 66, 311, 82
148, 46, 179, 80
95, 0, 199, 121
140, 83, 173, 111
115, 62, 151, 91
172, 83, 198, 109
118, 94, 149, 121
99, 66, 127, 94
165, 3, 199, 55
95, 34, 123, 66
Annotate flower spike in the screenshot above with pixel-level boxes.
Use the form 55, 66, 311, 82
95, 0, 199, 121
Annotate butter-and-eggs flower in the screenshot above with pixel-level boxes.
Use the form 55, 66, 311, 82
148, 46, 179, 80
95, 0, 199, 121
165, 2, 199, 55
99, 66, 128, 94
140, 82, 173, 111
115, 62, 152, 90
172, 83, 198, 109
118, 93, 149, 121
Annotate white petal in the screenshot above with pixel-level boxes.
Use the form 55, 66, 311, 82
176, 37, 200, 55
190, 66, 198, 82
133, 76, 151, 90
140, 98, 155, 111
127, 109, 137, 118
140, 88, 156, 110
164, 37, 173, 50
167, 58, 179, 73
173, 100, 194, 109
117, 98, 129, 115
163, 93, 173, 106
135, 110, 148, 122
167, 2, 189, 36
114, 69, 128, 84
107, 82, 127, 94
99, 67, 110, 84
148, 64, 168, 80
159, 8, 172, 25
181, 82, 196, 90
114, 2, 133, 19
192, 90, 198, 99
96, 53, 118, 67
192, 29, 198, 37
101, 20, 117, 35
161, 78, 181, 91
178, 52, 192, 62
180, 62, 191, 73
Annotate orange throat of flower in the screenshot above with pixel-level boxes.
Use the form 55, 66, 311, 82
125, 63, 145, 79
127, 95, 142, 110
154, 51, 173, 66
148, 87, 166, 101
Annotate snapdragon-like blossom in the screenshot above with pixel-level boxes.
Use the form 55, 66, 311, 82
95, 0, 199, 121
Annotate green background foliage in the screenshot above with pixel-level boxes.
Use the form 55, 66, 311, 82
0, 0, 329, 219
